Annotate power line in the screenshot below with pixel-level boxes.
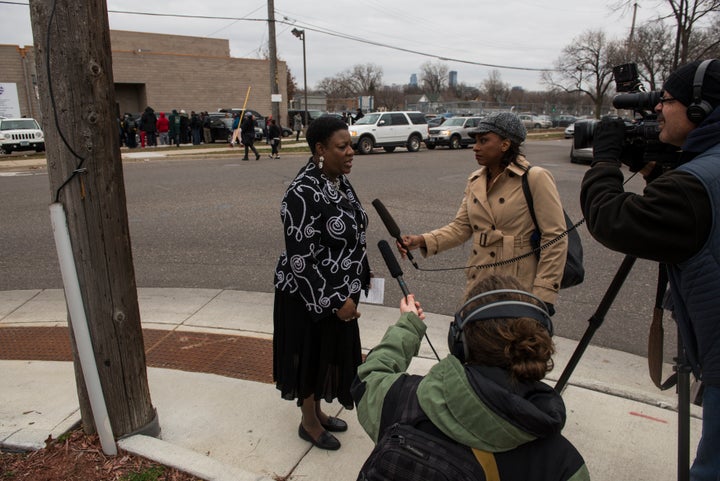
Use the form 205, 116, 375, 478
0, 3, 556, 73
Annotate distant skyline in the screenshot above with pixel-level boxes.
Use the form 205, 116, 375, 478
0, 1, 665, 91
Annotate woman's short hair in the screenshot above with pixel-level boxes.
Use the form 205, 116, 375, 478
306, 115, 349, 154
461, 275, 555, 383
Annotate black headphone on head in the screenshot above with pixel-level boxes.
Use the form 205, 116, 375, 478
447, 289, 554, 363
686, 59, 718, 124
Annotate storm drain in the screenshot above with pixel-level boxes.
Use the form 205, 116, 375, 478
0, 326, 274, 384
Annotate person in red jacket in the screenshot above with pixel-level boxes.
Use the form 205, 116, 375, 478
156, 112, 170, 145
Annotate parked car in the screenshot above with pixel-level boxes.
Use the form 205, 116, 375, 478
427, 116, 446, 128
287, 109, 326, 127
564, 123, 575, 139
0, 117, 45, 154
553, 115, 577, 127
349, 111, 428, 154
535, 115, 553, 128
569, 120, 593, 164
425, 116, 483, 149
208, 113, 263, 142
208, 113, 235, 143
255, 117, 292, 138
518, 113, 551, 129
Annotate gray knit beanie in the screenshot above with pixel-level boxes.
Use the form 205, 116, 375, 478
469, 112, 527, 145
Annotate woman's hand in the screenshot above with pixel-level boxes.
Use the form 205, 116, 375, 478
397, 235, 425, 258
400, 294, 425, 320
337, 298, 360, 322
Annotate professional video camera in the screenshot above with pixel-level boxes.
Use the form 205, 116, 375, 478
574, 62, 681, 172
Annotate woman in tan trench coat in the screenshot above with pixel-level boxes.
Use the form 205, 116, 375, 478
399, 112, 567, 313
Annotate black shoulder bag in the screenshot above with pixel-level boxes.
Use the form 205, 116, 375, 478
522, 167, 585, 289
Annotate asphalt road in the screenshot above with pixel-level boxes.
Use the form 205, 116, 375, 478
0, 140, 676, 359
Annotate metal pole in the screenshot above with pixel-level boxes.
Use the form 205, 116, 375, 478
302, 32, 308, 129
291, 28, 309, 130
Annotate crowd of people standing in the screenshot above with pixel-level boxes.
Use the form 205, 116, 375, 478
118, 108, 214, 149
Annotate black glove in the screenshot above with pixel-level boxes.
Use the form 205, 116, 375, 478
592, 116, 626, 166
545, 302, 555, 317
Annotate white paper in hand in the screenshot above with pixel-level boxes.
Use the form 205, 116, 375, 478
360, 277, 385, 304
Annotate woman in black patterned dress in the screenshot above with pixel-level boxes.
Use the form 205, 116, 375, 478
273, 116, 371, 451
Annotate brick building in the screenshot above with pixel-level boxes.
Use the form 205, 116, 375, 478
0, 30, 288, 125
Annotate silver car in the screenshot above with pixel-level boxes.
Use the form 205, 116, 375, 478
425, 116, 483, 149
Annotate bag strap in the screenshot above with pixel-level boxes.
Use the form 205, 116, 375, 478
472, 449, 501, 481
521, 166, 541, 234
647, 264, 677, 390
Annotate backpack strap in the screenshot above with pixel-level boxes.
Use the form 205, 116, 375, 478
521, 166, 540, 235
472, 449, 501, 481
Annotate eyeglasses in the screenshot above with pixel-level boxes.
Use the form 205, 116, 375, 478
658, 96, 677, 105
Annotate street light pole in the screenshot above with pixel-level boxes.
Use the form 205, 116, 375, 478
291, 28, 308, 129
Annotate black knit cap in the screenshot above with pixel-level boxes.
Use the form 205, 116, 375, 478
662, 59, 720, 108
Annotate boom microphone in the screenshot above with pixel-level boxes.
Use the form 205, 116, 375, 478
378, 240, 410, 297
372, 199, 419, 269
377, 239, 440, 361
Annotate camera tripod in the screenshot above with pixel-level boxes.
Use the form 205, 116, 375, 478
554, 254, 692, 481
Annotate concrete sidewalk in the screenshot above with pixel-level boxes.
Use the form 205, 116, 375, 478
0, 288, 703, 481
0, 140, 309, 172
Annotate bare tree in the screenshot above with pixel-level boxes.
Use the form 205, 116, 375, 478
420, 61, 449, 95
615, 0, 720, 67
664, 0, 720, 66
344, 63, 384, 95
542, 29, 619, 118
374, 85, 406, 111
316, 76, 354, 99
286, 67, 297, 104
630, 22, 676, 90
315, 63, 383, 99
450, 82, 481, 101
685, 12, 720, 59
482, 70, 510, 104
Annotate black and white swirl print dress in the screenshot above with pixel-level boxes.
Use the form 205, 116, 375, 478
273, 159, 371, 407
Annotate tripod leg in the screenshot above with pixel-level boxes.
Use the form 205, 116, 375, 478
555, 255, 637, 393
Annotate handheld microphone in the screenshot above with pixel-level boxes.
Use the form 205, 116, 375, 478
372, 199, 419, 269
377, 239, 440, 361
378, 239, 410, 297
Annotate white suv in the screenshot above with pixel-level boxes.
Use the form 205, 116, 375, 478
349, 111, 428, 154
0, 117, 45, 154
425, 116, 483, 149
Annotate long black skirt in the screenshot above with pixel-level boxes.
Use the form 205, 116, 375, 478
273, 288, 362, 409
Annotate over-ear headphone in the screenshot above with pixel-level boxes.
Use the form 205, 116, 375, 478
686, 59, 718, 124
448, 289, 553, 363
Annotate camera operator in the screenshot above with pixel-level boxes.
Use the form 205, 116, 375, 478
580, 59, 720, 481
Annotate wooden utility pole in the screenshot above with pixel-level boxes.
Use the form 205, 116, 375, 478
267, 0, 281, 124
29, 0, 158, 438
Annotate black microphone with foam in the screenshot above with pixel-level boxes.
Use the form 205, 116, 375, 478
377, 239, 440, 361
378, 239, 410, 297
372, 198, 419, 269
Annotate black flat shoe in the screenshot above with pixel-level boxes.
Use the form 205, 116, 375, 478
321, 416, 348, 432
298, 424, 341, 450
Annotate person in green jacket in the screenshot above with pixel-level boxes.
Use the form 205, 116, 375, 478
351, 274, 589, 481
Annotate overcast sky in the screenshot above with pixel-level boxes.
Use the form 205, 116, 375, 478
0, 1, 659, 92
